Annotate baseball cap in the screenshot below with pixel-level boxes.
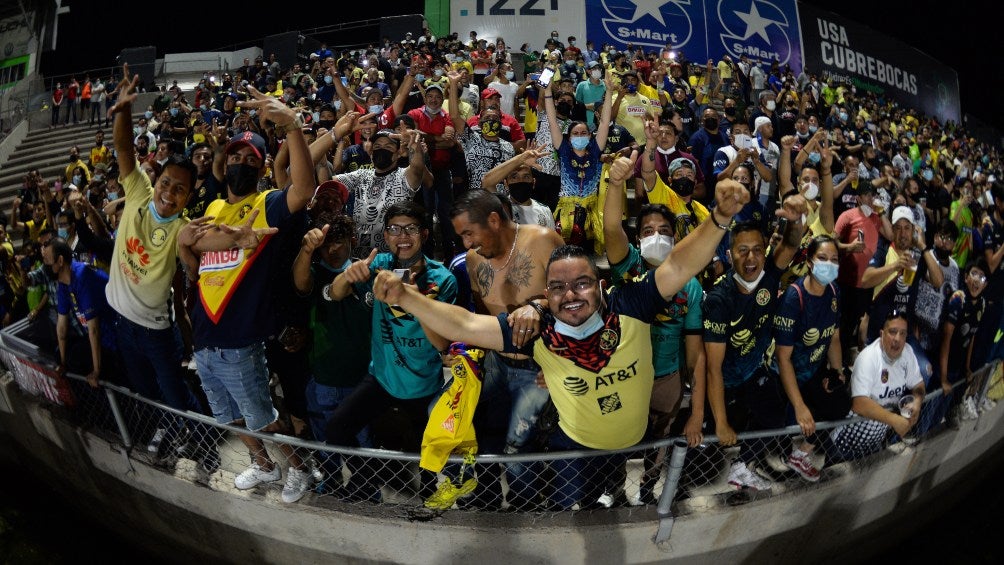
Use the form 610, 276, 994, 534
586, 60, 601, 69
424, 83, 445, 94
481, 87, 501, 99
754, 116, 772, 132
856, 180, 877, 195
314, 179, 349, 208
668, 157, 695, 175
93, 162, 108, 172
371, 129, 401, 146
891, 206, 914, 225
225, 131, 267, 162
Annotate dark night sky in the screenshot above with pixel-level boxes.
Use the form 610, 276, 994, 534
45, 1, 998, 131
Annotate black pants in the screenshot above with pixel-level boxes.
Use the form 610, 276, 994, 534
324, 374, 437, 497
722, 368, 787, 465
839, 285, 872, 366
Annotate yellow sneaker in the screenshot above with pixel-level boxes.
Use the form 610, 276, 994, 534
424, 477, 479, 510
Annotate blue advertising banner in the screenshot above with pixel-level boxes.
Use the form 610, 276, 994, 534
586, 0, 802, 71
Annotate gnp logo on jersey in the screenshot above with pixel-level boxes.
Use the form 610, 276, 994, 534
717, 0, 795, 66
598, 0, 693, 50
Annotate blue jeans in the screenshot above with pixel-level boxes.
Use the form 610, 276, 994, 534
116, 314, 198, 413
194, 342, 278, 432
420, 168, 456, 259
305, 378, 370, 447
548, 427, 626, 510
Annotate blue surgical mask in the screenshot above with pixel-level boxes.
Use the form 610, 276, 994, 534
434, 69, 444, 77
107, 192, 119, 200
319, 257, 352, 273
72, 175, 82, 186
808, 125, 818, 133
333, 99, 342, 111
839, 111, 849, 122
811, 261, 839, 286
570, 135, 590, 150
922, 169, 934, 181
505, 71, 515, 80
145, 111, 153, 119
170, 108, 179, 117
312, 111, 320, 122
808, 151, 821, 164
554, 310, 605, 340
147, 201, 180, 224
415, 73, 425, 82
57, 228, 68, 239
368, 104, 384, 115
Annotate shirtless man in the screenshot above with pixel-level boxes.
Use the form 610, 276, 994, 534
449, 189, 564, 509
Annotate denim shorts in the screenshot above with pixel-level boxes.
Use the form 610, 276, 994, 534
194, 342, 278, 432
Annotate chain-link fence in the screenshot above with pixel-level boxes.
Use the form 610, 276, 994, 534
2, 319, 1001, 520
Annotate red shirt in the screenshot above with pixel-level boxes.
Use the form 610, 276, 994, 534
352, 103, 397, 144
835, 207, 883, 288
408, 106, 452, 170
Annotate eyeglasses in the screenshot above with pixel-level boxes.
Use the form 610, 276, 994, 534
546, 277, 597, 296
384, 223, 421, 236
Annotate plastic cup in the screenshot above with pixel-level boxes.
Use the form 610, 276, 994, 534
899, 395, 915, 419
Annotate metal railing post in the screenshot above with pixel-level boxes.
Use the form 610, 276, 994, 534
652, 439, 688, 545
104, 388, 133, 450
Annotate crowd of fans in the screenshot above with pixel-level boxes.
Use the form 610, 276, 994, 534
1, 25, 1003, 510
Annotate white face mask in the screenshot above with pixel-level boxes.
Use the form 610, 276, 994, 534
765, 100, 776, 111
639, 234, 674, 264
590, 70, 602, 80
554, 310, 605, 340
733, 270, 766, 292
802, 181, 819, 200
860, 204, 874, 217
655, 146, 676, 155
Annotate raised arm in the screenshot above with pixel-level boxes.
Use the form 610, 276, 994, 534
373, 269, 505, 351
818, 138, 835, 233
293, 224, 327, 294
447, 71, 466, 133
594, 74, 615, 150
603, 150, 635, 265
404, 130, 428, 190
655, 179, 749, 298
542, 81, 563, 147
108, 64, 140, 178
238, 86, 313, 212
481, 145, 547, 191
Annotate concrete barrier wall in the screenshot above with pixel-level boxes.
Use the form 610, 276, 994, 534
1, 370, 1002, 564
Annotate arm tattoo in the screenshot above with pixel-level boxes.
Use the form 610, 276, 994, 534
504, 250, 533, 288
475, 262, 494, 298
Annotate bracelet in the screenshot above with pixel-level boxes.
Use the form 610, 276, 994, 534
322, 283, 334, 302
526, 300, 547, 318
544, 95, 553, 99
710, 210, 731, 231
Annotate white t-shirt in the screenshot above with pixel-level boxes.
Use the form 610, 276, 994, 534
337, 167, 417, 257
486, 80, 519, 116
513, 200, 555, 229
850, 338, 923, 409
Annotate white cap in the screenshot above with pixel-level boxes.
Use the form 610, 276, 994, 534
891, 206, 914, 225
754, 116, 772, 132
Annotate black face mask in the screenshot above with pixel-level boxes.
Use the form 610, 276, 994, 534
508, 181, 533, 203
225, 163, 259, 197
137, 146, 149, 157
318, 120, 335, 130
372, 148, 396, 170
671, 177, 695, 197
556, 102, 572, 117
703, 117, 718, 131
934, 247, 951, 262
723, 106, 736, 117
68, 154, 78, 162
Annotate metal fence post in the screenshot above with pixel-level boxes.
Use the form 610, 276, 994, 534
104, 388, 133, 450
652, 439, 689, 545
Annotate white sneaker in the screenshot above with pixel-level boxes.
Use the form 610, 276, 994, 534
727, 461, 772, 491
234, 463, 282, 490
282, 467, 313, 503
147, 428, 167, 453
979, 397, 996, 413
961, 396, 979, 420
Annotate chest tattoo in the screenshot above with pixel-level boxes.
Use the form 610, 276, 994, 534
505, 250, 533, 288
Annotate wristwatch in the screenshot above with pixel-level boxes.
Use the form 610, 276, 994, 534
276, 115, 304, 134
